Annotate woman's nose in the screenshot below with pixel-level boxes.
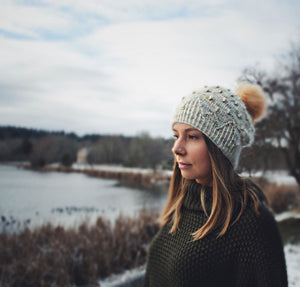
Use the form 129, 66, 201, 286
172, 141, 185, 155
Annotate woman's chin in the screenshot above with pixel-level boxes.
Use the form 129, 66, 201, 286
180, 171, 194, 180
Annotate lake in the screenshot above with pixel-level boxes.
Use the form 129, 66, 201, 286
0, 164, 168, 230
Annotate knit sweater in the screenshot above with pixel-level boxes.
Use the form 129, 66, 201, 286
144, 180, 287, 287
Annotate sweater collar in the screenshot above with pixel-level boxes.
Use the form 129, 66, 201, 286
182, 180, 213, 211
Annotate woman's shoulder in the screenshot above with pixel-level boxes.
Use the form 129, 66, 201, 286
232, 198, 281, 243
240, 200, 275, 225
234, 179, 275, 229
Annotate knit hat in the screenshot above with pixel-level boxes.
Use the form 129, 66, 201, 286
172, 83, 266, 168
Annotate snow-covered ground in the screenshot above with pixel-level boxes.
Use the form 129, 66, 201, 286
241, 170, 297, 185
285, 244, 300, 286
17, 162, 297, 185
71, 163, 172, 176
99, 266, 146, 287
276, 211, 300, 221
74, 164, 297, 185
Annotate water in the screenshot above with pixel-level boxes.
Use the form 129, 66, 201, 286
0, 164, 167, 229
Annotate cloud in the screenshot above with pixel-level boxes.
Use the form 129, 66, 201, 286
0, 0, 299, 137
0, 1, 76, 39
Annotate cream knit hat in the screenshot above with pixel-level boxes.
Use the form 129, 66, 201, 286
172, 84, 266, 168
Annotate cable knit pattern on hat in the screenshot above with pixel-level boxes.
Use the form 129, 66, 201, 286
172, 86, 255, 168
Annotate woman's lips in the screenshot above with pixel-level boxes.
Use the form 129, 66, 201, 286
178, 162, 192, 169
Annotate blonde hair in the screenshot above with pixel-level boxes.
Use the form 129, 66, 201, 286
159, 135, 265, 240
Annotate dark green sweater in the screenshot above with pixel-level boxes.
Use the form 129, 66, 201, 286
144, 180, 287, 287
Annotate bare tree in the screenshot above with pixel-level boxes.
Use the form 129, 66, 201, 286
30, 135, 77, 167
239, 43, 300, 185
87, 136, 127, 165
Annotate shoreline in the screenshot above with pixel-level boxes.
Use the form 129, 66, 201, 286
6, 161, 300, 214
15, 162, 171, 192
5, 161, 299, 191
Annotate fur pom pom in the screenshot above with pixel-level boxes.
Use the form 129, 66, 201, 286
236, 83, 267, 122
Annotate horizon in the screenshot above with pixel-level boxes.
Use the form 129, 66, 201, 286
0, 124, 170, 138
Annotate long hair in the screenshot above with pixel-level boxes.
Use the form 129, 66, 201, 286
159, 135, 266, 240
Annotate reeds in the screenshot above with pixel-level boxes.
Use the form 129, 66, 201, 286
263, 183, 300, 213
0, 212, 159, 287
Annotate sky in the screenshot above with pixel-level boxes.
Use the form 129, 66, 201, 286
0, 0, 299, 138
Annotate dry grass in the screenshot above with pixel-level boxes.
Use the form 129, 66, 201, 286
85, 169, 170, 191
251, 178, 300, 213
263, 183, 300, 213
0, 212, 159, 287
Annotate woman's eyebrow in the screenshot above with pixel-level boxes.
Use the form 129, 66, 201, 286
172, 127, 199, 132
185, 128, 199, 132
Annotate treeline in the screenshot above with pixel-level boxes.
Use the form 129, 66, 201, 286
0, 126, 174, 170
0, 125, 288, 173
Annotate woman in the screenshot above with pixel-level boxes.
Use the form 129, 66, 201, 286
144, 84, 287, 287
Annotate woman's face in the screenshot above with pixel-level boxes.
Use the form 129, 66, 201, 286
172, 123, 212, 185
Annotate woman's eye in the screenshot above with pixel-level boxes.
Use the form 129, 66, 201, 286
173, 134, 179, 139
189, 135, 199, 140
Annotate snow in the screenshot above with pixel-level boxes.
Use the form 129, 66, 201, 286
99, 265, 146, 287
72, 165, 297, 185
241, 170, 297, 185
14, 162, 297, 185
285, 244, 300, 286
276, 211, 300, 222
72, 163, 174, 177
72, 163, 157, 174
72, 165, 297, 186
